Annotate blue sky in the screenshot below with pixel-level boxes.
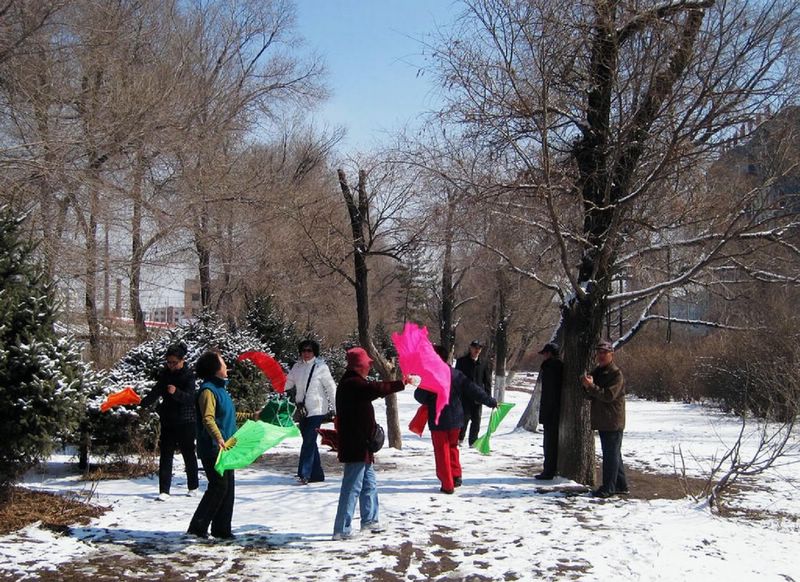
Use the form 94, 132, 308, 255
294, 0, 457, 151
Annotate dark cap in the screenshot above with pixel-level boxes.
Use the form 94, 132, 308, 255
596, 340, 614, 352
538, 342, 559, 355
469, 339, 484, 348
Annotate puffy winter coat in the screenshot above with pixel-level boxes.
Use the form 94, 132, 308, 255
335, 370, 404, 463
415, 368, 497, 431
285, 358, 337, 416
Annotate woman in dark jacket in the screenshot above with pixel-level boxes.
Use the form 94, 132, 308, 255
331, 348, 406, 540
140, 344, 199, 500
415, 345, 497, 494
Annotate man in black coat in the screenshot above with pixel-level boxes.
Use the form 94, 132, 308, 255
456, 339, 493, 446
535, 342, 563, 480
140, 344, 199, 499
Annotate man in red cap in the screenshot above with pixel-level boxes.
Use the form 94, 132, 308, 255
332, 347, 409, 539
580, 340, 628, 498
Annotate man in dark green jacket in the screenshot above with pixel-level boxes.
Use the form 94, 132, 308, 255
580, 340, 628, 498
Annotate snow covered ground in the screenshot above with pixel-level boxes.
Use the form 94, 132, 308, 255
3, 373, 799, 581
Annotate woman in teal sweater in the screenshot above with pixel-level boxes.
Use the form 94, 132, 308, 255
187, 351, 251, 540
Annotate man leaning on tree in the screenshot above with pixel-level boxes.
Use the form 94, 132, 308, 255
535, 342, 563, 481
580, 340, 629, 498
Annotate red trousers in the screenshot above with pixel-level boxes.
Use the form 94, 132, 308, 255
431, 428, 462, 491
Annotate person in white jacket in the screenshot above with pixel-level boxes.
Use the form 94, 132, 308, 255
286, 339, 338, 484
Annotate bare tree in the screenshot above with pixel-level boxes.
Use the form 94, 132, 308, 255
677, 354, 799, 512
430, 0, 800, 483
296, 163, 422, 448
170, 0, 326, 309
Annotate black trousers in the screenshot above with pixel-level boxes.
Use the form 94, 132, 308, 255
541, 421, 559, 477
158, 422, 199, 494
188, 455, 235, 537
459, 401, 483, 446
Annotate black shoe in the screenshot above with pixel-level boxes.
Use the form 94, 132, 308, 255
534, 473, 554, 480
616, 489, 630, 496
591, 488, 613, 499
440, 487, 454, 494
453, 477, 462, 488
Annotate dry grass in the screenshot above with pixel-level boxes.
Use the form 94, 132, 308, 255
80, 457, 157, 481
0, 486, 109, 536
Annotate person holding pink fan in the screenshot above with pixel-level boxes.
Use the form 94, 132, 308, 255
415, 345, 497, 494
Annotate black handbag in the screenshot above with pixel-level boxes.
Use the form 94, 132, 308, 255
367, 423, 385, 453
293, 403, 307, 423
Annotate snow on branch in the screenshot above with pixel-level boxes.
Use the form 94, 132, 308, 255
617, 1, 715, 45
639, 315, 757, 331
473, 239, 565, 300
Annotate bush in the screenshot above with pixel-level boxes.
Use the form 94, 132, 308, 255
617, 333, 696, 402
619, 299, 800, 420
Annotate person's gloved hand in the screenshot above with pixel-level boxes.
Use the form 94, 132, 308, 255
406, 374, 422, 387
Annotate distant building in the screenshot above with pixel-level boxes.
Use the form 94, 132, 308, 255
148, 305, 189, 325
148, 278, 202, 325
184, 278, 202, 318
714, 105, 800, 215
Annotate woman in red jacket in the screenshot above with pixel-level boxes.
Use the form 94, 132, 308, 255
331, 348, 407, 540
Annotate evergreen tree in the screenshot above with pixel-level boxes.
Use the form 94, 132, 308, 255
395, 246, 436, 325
0, 207, 96, 485
245, 294, 302, 362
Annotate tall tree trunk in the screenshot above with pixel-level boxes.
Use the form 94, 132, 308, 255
129, 152, 147, 342
493, 270, 509, 402
196, 202, 212, 308
338, 169, 402, 449
103, 222, 111, 320
516, 373, 541, 432
439, 198, 455, 355
84, 178, 101, 362
556, 294, 607, 485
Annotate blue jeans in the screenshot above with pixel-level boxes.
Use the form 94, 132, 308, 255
297, 415, 325, 481
598, 430, 628, 494
333, 462, 379, 535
